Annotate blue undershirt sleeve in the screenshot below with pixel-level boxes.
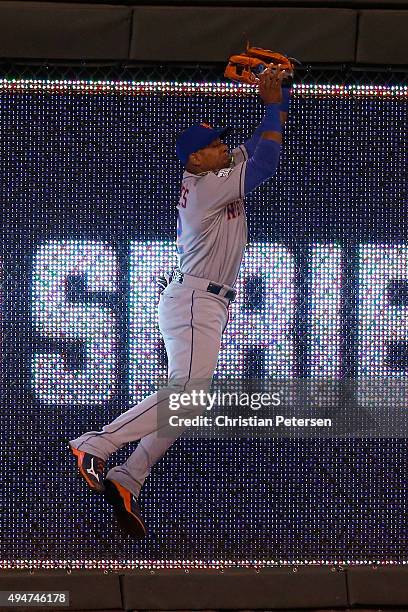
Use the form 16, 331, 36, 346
243, 103, 282, 195
244, 139, 281, 195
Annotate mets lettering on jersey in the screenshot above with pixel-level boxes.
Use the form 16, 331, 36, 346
226, 199, 243, 220
176, 146, 248, 287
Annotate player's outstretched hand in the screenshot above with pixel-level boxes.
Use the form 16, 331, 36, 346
258, 64, 286, 105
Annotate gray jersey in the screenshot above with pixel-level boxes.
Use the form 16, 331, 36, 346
176, 146, 248, 287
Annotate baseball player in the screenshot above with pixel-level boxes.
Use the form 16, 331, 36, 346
68, 65, 291, 538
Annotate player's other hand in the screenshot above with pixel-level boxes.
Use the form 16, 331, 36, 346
158, 270, 173, 294
258, 64, 286, 104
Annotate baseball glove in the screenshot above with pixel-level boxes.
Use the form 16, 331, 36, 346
224, 42, 299, 85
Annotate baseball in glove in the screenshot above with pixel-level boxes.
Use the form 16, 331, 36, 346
224, 42, 300, 85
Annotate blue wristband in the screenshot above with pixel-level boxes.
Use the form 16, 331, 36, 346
263, 103, 282, 132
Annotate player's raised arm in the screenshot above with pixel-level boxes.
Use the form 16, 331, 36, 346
241, 67, 292, 159
243, 65, 286, 195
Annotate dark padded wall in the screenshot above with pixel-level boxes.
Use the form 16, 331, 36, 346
0, 1, 407, 64
130, 7, 357, 62
357, 10, 408, 64
0, 2, 132, 59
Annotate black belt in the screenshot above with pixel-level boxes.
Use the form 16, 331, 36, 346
207, 282, 236, 301
172, 270, 236, 302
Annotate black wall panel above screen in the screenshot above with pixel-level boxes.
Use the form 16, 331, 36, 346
357, 10, 408, 65
130, 6, 357, 62
0, 2, 132, 59
0, 3, 406, 64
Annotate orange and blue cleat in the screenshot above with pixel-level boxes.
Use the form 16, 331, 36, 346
68, 443, 106, 493
104, 479, 147, 540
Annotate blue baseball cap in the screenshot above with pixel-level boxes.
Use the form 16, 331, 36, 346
176, 122, 230, 165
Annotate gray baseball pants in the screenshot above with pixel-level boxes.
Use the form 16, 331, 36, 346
69, 280, 229, 497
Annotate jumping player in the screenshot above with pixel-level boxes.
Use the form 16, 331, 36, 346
68, 65, 290, 538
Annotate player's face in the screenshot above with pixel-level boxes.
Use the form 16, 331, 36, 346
196, 138, 232, 172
